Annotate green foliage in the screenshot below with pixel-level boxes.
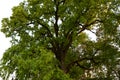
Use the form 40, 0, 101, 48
1, 0, 120, 80
0, 45, 71, 80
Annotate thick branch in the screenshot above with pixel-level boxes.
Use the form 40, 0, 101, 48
66, 56, 100, 73
77, 19, 102, 34
36, 19, 53, 37
76, 62, 91, 70
68, 57, 91, 66
66, 57, 91, 72
54, 0, 59, 37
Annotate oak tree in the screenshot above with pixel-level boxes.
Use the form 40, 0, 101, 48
1, 0, 120, 79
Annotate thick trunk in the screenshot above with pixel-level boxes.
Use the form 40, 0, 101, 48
54, 49, 67, 73
51, 30, 73, 73
60, 56, 67, 73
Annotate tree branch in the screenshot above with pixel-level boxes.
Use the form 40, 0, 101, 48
36, 19, 53, 37
77, 19, 102, 34
76, 62, 91, 70
54, 0, 59, 37
66, 57, 92, 73
66, 53, 101, 73
86, 28, 96, 34
22, 14, 53, 37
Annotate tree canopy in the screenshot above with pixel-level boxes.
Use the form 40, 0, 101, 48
1, 0, 120, 80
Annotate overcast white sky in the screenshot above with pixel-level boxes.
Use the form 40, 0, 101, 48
0, 0, 24, 59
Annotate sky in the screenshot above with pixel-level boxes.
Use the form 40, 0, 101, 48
0, 0, 24, 59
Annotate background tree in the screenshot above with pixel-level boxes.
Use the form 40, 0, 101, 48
0, 0, 120, 80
